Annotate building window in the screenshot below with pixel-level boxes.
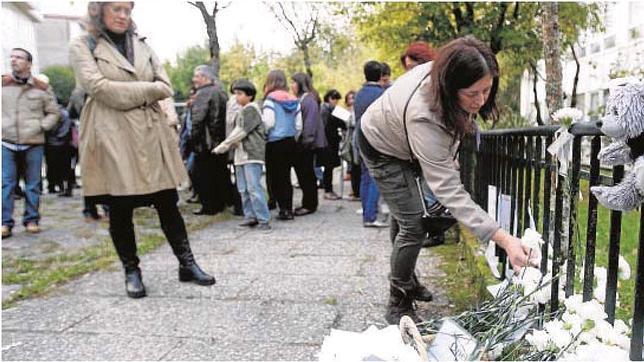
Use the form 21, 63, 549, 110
575, 93, 586, 114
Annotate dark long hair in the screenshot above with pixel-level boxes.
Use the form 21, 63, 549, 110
428, 36, 499, 140
291, 72, 321, 105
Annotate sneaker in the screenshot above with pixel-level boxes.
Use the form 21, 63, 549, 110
2, 225, 11, 238
346, 195, 360, 202
239, 219, 259, 227
25, 223, 40, 234
324, 192, 341, 200
256, 223, 272, 232
356, 208, 363, 215
364, 220, 389, 228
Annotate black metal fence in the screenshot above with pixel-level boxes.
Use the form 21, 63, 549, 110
459, 123, 643, 360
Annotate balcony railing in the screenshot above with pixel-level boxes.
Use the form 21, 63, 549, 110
459, 123, 643, 359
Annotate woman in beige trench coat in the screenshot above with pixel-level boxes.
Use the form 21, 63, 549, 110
69, 2, 215, 298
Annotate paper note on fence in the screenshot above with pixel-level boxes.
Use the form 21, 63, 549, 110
498, 194, 512, 232
487, 185, 497, 221
331, 106, 352, 122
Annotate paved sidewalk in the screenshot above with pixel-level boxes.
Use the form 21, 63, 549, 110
2, 195, 450, 360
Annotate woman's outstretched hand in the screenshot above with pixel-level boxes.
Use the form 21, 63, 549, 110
492, 228, 539, 274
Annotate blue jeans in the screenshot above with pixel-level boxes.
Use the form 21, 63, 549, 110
235, 163, 270, 224
2, 145, 44, 228
360, 160, 380, 223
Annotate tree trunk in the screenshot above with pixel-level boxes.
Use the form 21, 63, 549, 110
302, 44, 313, 78
530, 62, 544, 126
191, 1, 221, 79
570, 43, 580, 108
541, 2, 564, 120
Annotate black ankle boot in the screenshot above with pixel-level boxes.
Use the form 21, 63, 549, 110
170, 238, 216, 286
410, 273, 433, 302
384, 284, 422, 325
125, 267, 146, 298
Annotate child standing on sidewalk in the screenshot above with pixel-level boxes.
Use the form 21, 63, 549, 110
214, 80, 271, 231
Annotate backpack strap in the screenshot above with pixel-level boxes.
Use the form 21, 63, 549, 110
85, 34, 98, 58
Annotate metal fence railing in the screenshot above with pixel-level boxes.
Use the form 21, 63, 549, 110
459, 123, 643, 360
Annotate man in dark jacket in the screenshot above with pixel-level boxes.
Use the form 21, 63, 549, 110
354, 61, 387, 228
190, 65, 241, 215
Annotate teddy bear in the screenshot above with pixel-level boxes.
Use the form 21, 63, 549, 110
590, 78, 644, 212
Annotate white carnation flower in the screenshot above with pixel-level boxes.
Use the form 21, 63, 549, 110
550, 327, 573, 349
525, 329, 550, 351
562, 311, 583, 335
552, 107, 583, 127
521, 228, 544, 249
573, 343, 629, 361
618, 255, 631, 280
564, 294, 583, 313
577, 300, 608, 322
590, 319, 614, 341
578, 331, 597, 345
613, 319, 630, 335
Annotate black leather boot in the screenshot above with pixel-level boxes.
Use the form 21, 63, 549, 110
384, 283, 422, 325
410, 273, 433, 302
124, 266, 146, 298
170, 238, 216, 286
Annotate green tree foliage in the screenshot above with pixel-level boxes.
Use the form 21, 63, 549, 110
41, 65, 75, 106
164, 46, 209, 100
351, 2, 601, 115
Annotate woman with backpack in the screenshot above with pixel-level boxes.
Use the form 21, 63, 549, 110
262, 70, 302, 221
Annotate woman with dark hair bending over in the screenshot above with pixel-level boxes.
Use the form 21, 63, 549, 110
358, 36, 536, 324
69, 2, 215, 298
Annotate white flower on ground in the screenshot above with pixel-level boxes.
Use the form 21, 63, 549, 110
552, 107, 583, 127
577, 299, 608, 322
530, 286, 551, 304
618, 255, 631, 280
573, 342, 629, 361
590, 319, 614, 341
562, 312, 583, 335
594, 285, 606, 303
578, 331, 597, 345
564, 294, 584, 313
525, 329, 550, 351
550, 327, 573, 349
613, 319, 630, 335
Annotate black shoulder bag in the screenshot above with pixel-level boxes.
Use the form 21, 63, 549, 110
401, 74, 457, 237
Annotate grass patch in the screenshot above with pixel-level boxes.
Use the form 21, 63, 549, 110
433, 227, 497, 313
2, 207, 232, 309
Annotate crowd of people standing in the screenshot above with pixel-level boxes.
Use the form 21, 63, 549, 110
3, 1, 537, 326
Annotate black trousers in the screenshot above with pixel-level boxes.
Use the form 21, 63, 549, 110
108, 189, 186, 270
293, 145, 319, 211
45, 145, 73, 191
193, 152, 237, 213
350, 162, 362, 197
323, 166, 335, 193
265, 138, 296, 213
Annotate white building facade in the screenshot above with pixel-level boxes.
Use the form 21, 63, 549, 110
520, 2, 644, 123
2, 2, 42, 74
35, 14, 84, 69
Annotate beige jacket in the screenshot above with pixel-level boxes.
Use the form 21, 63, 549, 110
2, 75, 60, 145
69, 34, 188, 196
361, 62, 500, 242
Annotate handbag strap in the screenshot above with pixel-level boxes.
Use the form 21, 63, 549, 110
402, 72, 431, 175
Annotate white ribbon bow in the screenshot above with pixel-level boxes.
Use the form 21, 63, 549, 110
547, 126, 574, 177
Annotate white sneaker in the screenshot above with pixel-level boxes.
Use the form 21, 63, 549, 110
364, 220, 389, 228
356, 208, 363, 215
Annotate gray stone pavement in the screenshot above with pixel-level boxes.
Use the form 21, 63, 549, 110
2, 191, 450, 361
